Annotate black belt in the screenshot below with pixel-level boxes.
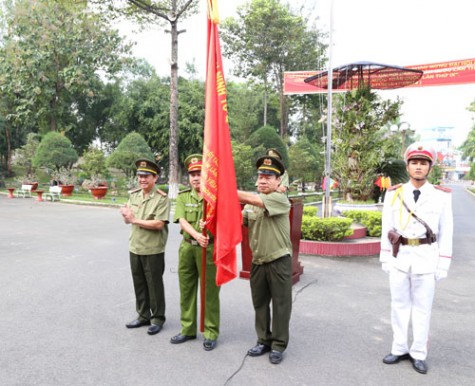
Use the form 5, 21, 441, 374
183, 238, 213, 246
400, 236, 435, 246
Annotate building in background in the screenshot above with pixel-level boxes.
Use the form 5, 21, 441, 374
419, 126, 470, 180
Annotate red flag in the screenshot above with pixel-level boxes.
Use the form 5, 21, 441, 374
201, 1, 242, 285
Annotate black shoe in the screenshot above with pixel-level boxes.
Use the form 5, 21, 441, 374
382, 353, 411, 364
203, 339, 217, 351
125, 319, 151, 329
170, 333, 196, 344
269, 350, 283, 364
147, 324, 162, 335
248, 343, 271, 357
412, 359, 428, 374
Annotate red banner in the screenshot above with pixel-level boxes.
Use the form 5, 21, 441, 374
406, 58, 475, 88
202, 1, 242, 285
284, 58, 475, 94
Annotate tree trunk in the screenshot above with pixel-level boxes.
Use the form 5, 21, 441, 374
262, 79, 268, 127
168, 19, 180, 199
50, 95, 58, 132
279, 90, 288, 137
4, 125, 13, 176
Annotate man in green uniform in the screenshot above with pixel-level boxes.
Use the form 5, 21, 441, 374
120, 159, 170, 336
238, 155, 292, 365
170, 154, 220, 351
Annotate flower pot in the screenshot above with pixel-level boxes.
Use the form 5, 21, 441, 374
26, 182, 38, 191
59, 184, 75, 196
334, 202, 378, 215
90, 186, 108, 200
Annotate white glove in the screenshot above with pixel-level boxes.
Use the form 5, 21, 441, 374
381, 263, 390, 274
435, 270, 448, 281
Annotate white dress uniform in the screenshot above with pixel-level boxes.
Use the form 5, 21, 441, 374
380, 181, 453, 360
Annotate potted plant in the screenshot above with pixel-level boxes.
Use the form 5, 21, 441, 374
16, 175, 39, 191
82, 176, 108, 199
80, 146, 109, 199
52, 168, 77, 196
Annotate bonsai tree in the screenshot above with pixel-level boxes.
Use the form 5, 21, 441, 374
80, 146, 108, 188
330, 87, 401, 201
33, 132, 78, 172
107, 132, 154, 178
12, 133, 40, 178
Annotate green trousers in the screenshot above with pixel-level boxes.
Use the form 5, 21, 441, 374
129, 252, 166, 326
178, 241, 220, 340
250, 254, 292, 352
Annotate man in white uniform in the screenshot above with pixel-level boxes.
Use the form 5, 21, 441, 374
379, 142, 453, 374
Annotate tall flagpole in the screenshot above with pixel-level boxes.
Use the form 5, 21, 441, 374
324, 0, 334, 218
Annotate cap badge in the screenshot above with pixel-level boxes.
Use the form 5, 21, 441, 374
191, 157, 198, 164
140, 161, 147, 167
263, 158, 272, 166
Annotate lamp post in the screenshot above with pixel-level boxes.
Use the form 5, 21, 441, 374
390, 122, 415, 157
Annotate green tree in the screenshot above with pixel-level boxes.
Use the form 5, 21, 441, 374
81, 146, 108, 179
246, 125, 288, 166
428, 163, 443, 185
33, 132, 79, 172
227, 81, 280, 143
12, 132, 40, 177
107, 132, 154, 177
232, 141, 255, 190
331, 87, 401, 201
221, 0, 326, 138
102, 74, 205, 175
460, 128, 475, 161
288, 137, 321, 192
0, 0, 133, 135
91, 0, 200, 199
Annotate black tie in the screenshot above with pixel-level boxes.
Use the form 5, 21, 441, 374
413, 189, 421, 203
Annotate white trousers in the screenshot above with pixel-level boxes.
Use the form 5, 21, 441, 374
389, 268, 435, 360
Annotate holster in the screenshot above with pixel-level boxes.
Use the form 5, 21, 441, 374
388, 230, 402, 258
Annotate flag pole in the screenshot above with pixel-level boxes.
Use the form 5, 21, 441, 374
200, 200, 208, 333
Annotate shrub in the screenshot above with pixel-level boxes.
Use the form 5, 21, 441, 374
343, 210, 366, 224
33, 132, 78, 171
301, 216, 353, 241
107, 132, 154, 177
343, 210, 382, 237
303, 206, 318, 217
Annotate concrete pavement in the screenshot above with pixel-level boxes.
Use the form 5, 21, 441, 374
0, 183, 474, 386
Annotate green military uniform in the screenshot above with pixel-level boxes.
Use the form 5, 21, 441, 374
174, 188, 220, 340
128, 188, 170, 327
280, 170, 290, 190
242, 191, 292, 352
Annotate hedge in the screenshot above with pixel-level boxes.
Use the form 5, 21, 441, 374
343, 210, 382, 237
301, 216, 353, 241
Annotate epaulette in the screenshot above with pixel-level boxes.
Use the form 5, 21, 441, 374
178, 188, 191, 195
387, 183, 402, 191
434, 185, 452, 193
129, 188, 141, 194
156, 188, 168, 197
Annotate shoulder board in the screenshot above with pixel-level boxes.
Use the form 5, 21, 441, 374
178, 188, 191, 195
434, 185, 452, 193
129, 188, 141, 194
156, 188, 168, 197
387, 183, 402, 191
